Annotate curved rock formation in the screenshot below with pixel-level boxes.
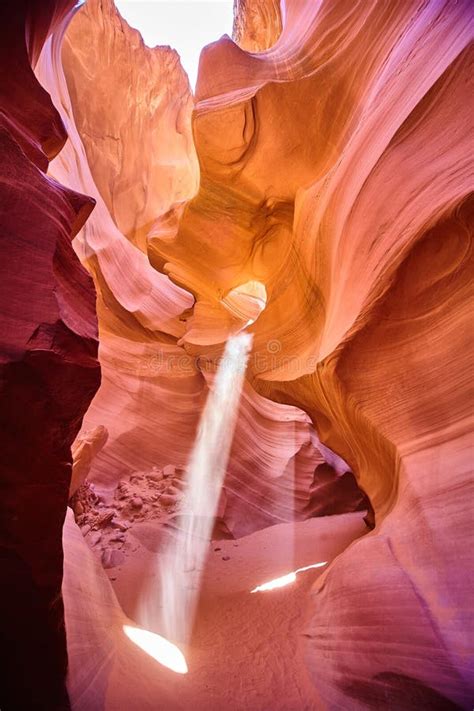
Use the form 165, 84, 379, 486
3, 0, 472, 708
0, 2, 100, 709
211, 1, 473, 707
70, 425, 108, 496
37, 0, 202, 491
304, 196, 474, 709
232, 0, 282, 52
61, 0, 199, 249
34, 0, 366, 541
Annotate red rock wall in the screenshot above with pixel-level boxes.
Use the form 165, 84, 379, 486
28, 0, 474, 707
0, 2, 100, 708
36, 0, 368, 540
209, 1, 473, 706
305, 195, 474, 709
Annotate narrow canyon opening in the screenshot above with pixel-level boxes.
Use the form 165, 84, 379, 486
114, 0, 235, 91
0, 1, 472, 710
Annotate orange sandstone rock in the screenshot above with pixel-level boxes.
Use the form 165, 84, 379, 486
31, 0, 474, 707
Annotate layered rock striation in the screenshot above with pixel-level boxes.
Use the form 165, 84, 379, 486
36, 0, 367, 540
0, 2, 100, 708
3, 0, 472, 708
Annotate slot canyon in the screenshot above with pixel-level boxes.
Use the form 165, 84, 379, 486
0, 0, 473, 709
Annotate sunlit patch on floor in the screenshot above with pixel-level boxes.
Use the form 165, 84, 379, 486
123, 625, 188, 674
250, 562, 328, 593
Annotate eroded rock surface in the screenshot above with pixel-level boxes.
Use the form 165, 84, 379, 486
28, 0, 474, 708
0, 2, 100, 708
232, 0, 282, 52
36, 0, 367, 542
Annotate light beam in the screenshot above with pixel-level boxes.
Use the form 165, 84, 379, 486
140, 333, 253, 644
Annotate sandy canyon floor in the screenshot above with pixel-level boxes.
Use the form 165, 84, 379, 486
63, 497, 367, 711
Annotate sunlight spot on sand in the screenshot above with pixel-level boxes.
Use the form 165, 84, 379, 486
123, 625, 188, 674
250, 561, 328, 593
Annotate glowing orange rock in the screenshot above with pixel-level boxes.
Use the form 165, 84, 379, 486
31, 0, 474, 707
